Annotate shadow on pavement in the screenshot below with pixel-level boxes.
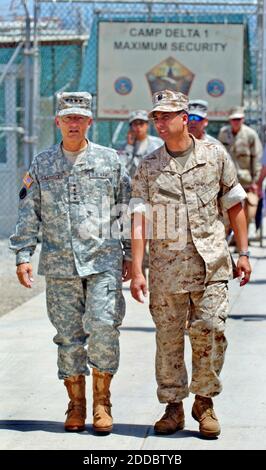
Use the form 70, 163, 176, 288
0, 420, 202, 439
120, 326, 155, 332
110, 424, 200, 439
248, 279, 266, 284
229, 314, 266, 321
0, 420, 65, 433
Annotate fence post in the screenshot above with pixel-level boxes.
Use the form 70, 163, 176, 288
23, 0, 32, 169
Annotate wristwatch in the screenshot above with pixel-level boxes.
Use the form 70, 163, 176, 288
239, 250, 250, 258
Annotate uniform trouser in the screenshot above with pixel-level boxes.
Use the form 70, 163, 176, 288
46, 271, 125, 380
149, 281, 228, 403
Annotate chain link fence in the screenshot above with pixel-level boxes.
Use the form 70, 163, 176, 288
0, 0, 264, 240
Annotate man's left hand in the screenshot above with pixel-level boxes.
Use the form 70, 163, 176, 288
236, 256, 252, 286
122, 260, 132, 282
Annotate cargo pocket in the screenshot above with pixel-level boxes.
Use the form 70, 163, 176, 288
106, 279, 125, 325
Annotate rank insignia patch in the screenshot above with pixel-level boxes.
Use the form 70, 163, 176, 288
23, 173, 33, 189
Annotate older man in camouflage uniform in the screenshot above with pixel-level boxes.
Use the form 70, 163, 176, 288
218, 106, 262, 230
130, 90, 251, 438
119, 110, 163, 178
10, 92, 131, 434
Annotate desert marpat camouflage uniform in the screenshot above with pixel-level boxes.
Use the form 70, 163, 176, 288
10, 142, 131, 378
202, 133, 222, 146
132, 136, 246, 402
218, 123, 262, 188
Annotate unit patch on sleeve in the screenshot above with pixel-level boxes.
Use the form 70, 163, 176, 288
23, 172, 34, 189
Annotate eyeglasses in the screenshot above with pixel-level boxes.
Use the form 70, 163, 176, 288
188, 115, 204, 122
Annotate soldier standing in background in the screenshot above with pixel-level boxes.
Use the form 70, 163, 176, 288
218, 106, 262, 233
10, 92, 131, 434
188, 99, 232, 239
119, 109, 163, 178
188, 99, 222, 145
130, 90, 251, 438
119, 110, 163, 274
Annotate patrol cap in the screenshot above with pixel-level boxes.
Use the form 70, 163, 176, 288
148, 89, 189, 118
229, 106, 245, 120
129, 110, 149, 124
188, 99, 208, 118
56, 91, 92, 117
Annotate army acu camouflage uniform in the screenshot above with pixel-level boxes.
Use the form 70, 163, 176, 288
132, 136, 246, 403
218, 123, 262, 189
10, 142, 131, 378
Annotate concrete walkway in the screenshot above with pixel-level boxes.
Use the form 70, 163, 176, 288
0, 245, 266, 450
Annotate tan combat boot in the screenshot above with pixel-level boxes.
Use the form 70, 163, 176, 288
154, 402, 185, 435
192, 395, 221, 438
64, 374, 86, 432
92, 368, 113, 433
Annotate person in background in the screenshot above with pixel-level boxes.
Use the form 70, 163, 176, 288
119, 110, 163, 274
119, 110, 163, 178
257, 143, 266, 197
188, 99, 231, 239
10, 92, 131, 434
218, 106, 262, 233
188, 99, 221, 144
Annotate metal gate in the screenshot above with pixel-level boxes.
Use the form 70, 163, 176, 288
0, 64, 18, 238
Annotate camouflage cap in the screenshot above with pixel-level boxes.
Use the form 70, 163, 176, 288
56, 92, 92, 117
129, 110, 149, 124
188, 99, 208, 118
148, 89, 189, 118
229, 106, 245, 120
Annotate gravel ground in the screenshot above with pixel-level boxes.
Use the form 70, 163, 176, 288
0, 239, 45, 318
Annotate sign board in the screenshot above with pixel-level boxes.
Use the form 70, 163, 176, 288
98, 22, 244, 120
40, 1, 199, 3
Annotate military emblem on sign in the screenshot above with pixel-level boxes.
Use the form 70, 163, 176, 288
114, 77, 133, 95
146, 57, 195, 96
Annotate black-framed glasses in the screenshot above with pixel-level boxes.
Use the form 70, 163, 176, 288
188, 115, 204, 122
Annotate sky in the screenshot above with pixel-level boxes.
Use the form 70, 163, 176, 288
1, 1, 34, 18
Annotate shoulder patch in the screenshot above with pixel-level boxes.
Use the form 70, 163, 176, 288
23, 172, 33, 189
19, 187, 27, 199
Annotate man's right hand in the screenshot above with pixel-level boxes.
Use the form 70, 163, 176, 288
127, 130, 136, 145
16, 263, 34, 288
130, 273, 148, 303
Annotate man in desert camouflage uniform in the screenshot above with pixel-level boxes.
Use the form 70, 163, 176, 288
218, 106, 262, 230
130, 90, 251, 438
10, 92, 131, 434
